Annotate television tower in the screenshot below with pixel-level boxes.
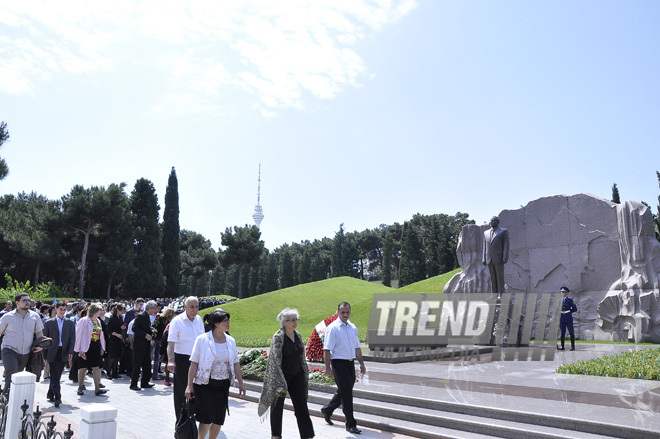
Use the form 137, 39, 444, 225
252, 164, 264, 228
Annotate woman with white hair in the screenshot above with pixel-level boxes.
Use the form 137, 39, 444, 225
258, 308, 314, 439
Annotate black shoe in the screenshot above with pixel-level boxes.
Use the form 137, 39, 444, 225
346, 427, 362, 434
130, 385, 142, 391
77, 390, 84, 396
47, 392, 54, 402
54, 399, 61, 407
95, 389, 108, 396
570, 347, 575, 351
99, 383, 106, 388
321, 407, 333, 425
142, 383, 154, 389
558, 347, 565, 351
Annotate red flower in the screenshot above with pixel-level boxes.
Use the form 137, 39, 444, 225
305, 313, 338, 361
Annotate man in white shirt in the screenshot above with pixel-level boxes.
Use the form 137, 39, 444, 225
167, 296, 204, 417
322, 302, 366, 434
0, 292, 44, 393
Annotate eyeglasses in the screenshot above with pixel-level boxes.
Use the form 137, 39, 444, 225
20, 298, 31, 303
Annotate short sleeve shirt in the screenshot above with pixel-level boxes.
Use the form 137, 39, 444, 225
0, 310, 44, 355
324, 318, 360, 360
168, 313, 205, 355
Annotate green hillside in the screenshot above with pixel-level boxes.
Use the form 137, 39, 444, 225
202, 277, 392, 346
203, 270, 460, 347
397, 268, 459, 294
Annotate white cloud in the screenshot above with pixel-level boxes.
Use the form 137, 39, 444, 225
0, 0, 417, 115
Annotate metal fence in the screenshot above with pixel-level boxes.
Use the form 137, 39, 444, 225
0, 386, 73, 439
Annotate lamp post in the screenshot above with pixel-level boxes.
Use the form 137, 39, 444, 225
208, 270, 213, 296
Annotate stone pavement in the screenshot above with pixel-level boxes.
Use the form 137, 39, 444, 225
3, 343, 660, 438
0, 364, 415, 439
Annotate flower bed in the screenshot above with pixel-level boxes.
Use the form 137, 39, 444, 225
556, 347, 660, 380
305, 313, 339, 361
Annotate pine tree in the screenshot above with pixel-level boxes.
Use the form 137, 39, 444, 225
162, 167, 181, 297
611, 183, 621, 203
381, 229, 393, 287
130, 178, 165, 298
0, 121, 9, 180
220, 225, 265, 299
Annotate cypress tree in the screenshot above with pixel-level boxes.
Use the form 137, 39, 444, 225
162, 167, 181, 297
130, 178, 165, 298
381, 229, 393, 287
611, 183, 621, 203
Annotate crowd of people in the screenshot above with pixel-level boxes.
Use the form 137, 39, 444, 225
0, 293, 367, 439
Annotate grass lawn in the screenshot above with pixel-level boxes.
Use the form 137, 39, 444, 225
201, 272, 459, 347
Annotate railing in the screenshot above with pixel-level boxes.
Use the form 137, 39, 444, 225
19, 399, 74, 439
0, 389, 8, 439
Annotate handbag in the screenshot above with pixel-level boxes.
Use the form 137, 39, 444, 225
174, 398, 197, 439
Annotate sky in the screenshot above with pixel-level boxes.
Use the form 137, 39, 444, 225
1, 0, 659, 251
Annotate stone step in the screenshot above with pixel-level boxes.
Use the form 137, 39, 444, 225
237, 380, 657, 439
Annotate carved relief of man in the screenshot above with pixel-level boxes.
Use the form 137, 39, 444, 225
483, 216, 509, 296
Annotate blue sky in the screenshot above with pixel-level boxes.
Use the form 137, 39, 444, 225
1, 1, 659, 250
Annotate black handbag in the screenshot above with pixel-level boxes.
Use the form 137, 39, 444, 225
174, 398, 197, 439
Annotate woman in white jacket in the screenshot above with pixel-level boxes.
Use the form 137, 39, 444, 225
185, 309, 246, 439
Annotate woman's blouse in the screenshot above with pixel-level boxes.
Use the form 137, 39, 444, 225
282, 334, 304, 379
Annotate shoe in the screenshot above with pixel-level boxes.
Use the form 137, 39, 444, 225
99, 383, 106, 388
77, 390, 84, 396
558, 347, 565, 351
111, 374, 121, 379
82, 385, 87, 390
142, 383, 155, 389
153, 376, 163, 380
163, 381, 172, 387
570, 347, 575, 351
54, 399, 61, 407
321, 407, 333, 425
130, 385, 142, 391
47, 392, 54, 402
346, 427, 362, 434
95, 389, 108, 396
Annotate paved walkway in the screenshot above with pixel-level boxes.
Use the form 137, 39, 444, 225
1, 366, 414, 439
3, 343, 660, 438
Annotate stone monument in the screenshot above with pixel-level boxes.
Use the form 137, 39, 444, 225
444, 193, 660, 343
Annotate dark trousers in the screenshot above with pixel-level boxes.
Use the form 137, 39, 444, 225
1, 348, 30, 393
48, 349, 65, 400
151, 340, 161, 379
322, 359, 357, 429
271, 372, 315, 438
560, 321, 575, 348
173, 353, 191, 417
131, 348, 152, 387
487, 262, 506, 295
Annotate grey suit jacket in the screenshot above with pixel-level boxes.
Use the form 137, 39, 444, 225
483, 226, 510, 265
43, 317, 76, 363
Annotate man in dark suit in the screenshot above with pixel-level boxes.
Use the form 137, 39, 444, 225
130, 300, 156, 390
483, 216, 510, 296
559, 286, 578, 351
43, 301, 76, 407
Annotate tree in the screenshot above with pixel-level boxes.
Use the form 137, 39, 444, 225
331, 224, 360, 278
277, 245, 294, 289
220, 225, 265, 299
398, 221, 426, 287
129, 178, 164, 298
62, 185, 110, 297
0, 192, 62, 285
162, 167, 181, 297
655, 171, 660, 242
94, 183, 134, 299
381, 229, 394, 287
180, 230, 216, 295
612, 183, 620, 204
0, 121, 9, 181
